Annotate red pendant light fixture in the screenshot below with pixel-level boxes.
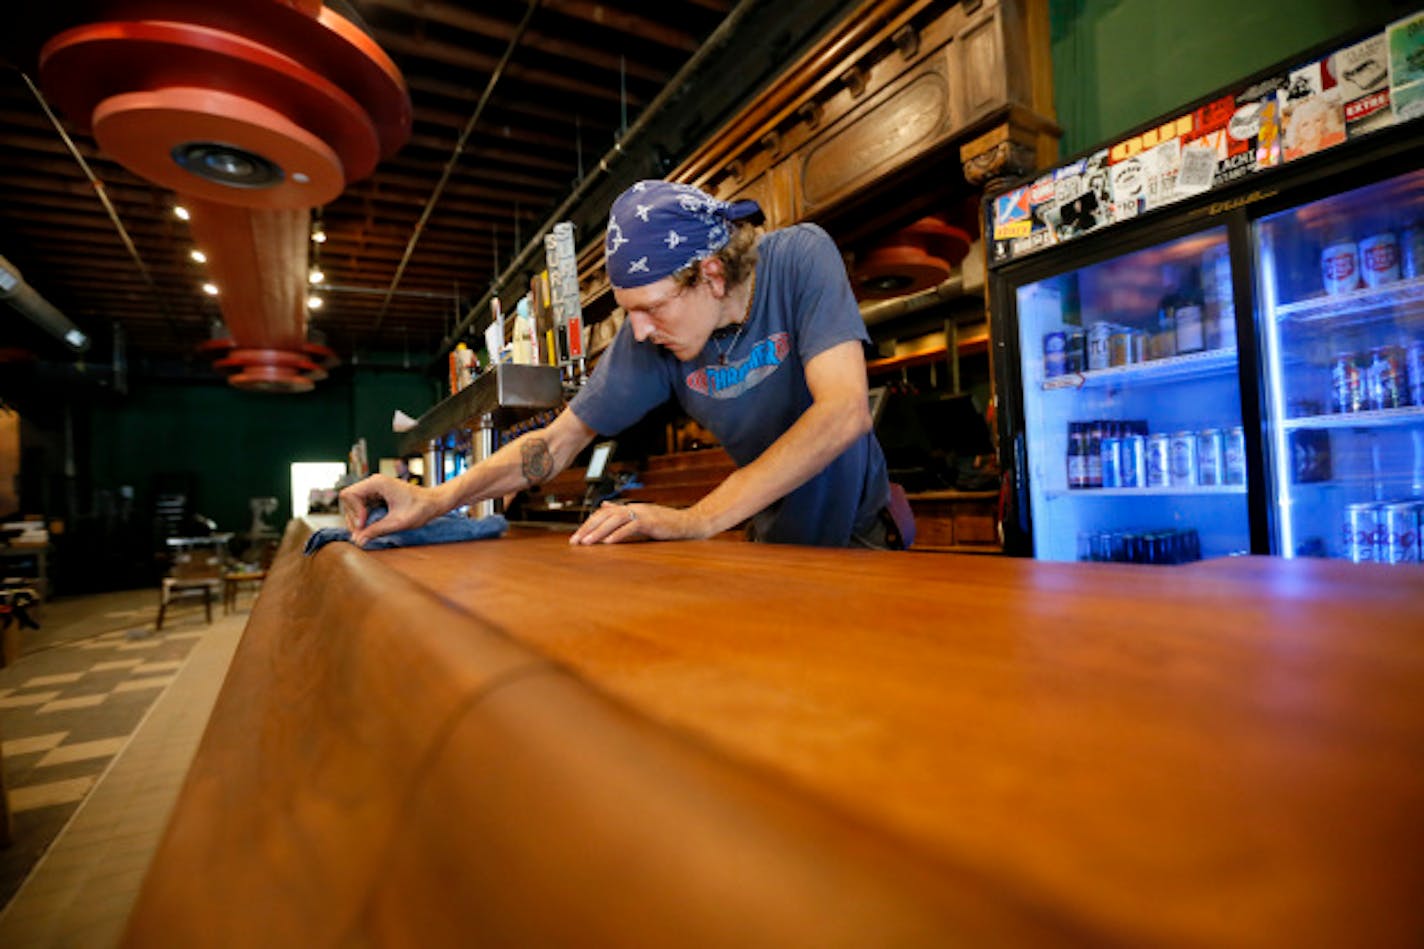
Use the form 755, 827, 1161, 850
853, 216, 972, 300
37, 1, 411, 391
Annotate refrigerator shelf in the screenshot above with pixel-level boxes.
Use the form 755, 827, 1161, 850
1045, 486, 1246, 499
1041, 348, 1238, 391
1273, 276, 1424, 325
1281, 405, 1424, 431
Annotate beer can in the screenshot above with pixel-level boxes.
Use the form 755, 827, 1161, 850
1169, 431, 1197, 487
1109, 331, 1131, 367
1121, 433, 1146, 488
1406, 339, 1424, 408
1331, 353, 1363, 413
1366, 346, 1407, 411
1146, 434, 1171, 487
1087, 321, 1113, 371
1101, 435, 1122, 488
1196, 429, 1224, 486
1321, 240, 1359, 295
1382, 502, 1420, 563
1343, 502, 1382, 563
1065, 328, 1086, 373
1402, 222, 1424, 279
1224, 426, 1246, 485
1043, 330, 1067, 378
1131, 330, 1148, 363
1359, 231, 1400, 288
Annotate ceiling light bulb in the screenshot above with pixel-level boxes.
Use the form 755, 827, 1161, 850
202, 282, 219, 296
190, 249, 207, 263
312, 228, 327, 244
307, 294, 324, 310
174, 205, 190, 221
309, 268, 324, 285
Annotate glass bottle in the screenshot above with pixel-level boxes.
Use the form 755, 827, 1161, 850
1153, 268, 1178, 360
1175, 266, 1205, 354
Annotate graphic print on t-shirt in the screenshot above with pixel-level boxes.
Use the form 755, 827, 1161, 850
685, 332, 791, 398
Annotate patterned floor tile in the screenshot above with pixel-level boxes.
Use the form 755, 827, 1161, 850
20, 673, 83, 688
8, 776, 95, 813
1, 732, 66, 757
37, 695, 107, 714
89, 660, 142, 672
111, 677, 174, 693
133, 661, 183, 674
36, 737, 128, 768
1, 587, 227, 914
0, 692, 60, 709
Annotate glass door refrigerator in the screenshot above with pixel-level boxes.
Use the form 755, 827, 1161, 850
1255, 170, 1424, 563
986, 13, 1424, 563
1006, 226, 1250, 563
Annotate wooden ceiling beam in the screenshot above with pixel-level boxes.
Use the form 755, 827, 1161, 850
376, 30, 640, 107
404, 75, 619, 136
401, 132, 575, 174
410, 105, 579, 154
363, 0, 668, 83
540, 0, 701, 52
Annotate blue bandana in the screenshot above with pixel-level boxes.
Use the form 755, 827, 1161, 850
605, 180, 763, 289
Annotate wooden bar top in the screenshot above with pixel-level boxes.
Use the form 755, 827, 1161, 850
371, 528, 1424, 947
125, 520, 1424, 947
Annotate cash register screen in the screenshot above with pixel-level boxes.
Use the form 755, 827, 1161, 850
586, 440, 616, 481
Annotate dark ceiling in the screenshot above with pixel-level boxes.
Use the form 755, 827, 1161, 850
0, 0, 860, 380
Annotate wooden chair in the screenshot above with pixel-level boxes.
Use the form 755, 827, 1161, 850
157, 540, 226, 630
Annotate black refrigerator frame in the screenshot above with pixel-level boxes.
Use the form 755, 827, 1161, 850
985, 49, 1424, 559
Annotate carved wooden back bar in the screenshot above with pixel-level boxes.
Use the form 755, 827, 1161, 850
579, 0, 1060, 293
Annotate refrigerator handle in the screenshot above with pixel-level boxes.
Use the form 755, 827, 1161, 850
1012, 431, 1030, 535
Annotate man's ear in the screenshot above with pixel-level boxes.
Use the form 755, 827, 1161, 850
700, 256, 728, 298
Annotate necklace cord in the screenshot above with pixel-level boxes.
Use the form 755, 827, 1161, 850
712, 270, 756, 366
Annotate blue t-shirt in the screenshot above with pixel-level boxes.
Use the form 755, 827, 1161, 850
570, 223, 889, 546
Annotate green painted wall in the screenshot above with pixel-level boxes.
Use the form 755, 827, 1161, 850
1049, 0, 1403, 158
87, 367, 438, 534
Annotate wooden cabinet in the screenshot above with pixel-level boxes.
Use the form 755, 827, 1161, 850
906, 489, 1000, 552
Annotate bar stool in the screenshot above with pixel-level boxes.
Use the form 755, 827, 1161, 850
222, 567, 267, 613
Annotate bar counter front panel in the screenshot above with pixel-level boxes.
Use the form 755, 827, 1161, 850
125, 519, 1424, 947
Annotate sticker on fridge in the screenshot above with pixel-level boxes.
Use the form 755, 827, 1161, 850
1143, 137, 1182, 210
1388, 11, 1424, 121
1281, 59, 1347, 161
1109, 155, 1145, 221
1333, 31, 1394, 136
1058, 150, 1111, 236
991, 185, 1032, 240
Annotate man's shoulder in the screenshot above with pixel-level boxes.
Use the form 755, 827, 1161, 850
761, 221, 834, 256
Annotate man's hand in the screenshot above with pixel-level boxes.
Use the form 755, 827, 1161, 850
569, 502, 712, 545
339, 474, 440, 545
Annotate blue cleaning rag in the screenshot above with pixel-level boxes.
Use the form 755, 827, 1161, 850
304, 506, 508, 556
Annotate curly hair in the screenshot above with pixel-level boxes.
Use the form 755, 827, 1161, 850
671, 221, 760, 291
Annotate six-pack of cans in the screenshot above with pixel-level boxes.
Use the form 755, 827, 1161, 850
1330, 341, 1424, 413
1068, 421, 1245, 490
1343, 500, 1422, 564
1320, 220, 1424, 295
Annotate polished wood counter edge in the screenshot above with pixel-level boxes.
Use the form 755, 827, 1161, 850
124, 517, 1091, 947
362, 526, 1424, 948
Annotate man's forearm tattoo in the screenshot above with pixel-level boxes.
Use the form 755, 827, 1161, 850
520, 438, 554, 485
